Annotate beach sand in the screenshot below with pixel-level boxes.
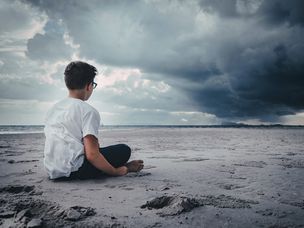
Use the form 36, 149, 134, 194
0, 128, 304, 227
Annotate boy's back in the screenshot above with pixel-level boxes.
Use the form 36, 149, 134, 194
44, 97, 100, 179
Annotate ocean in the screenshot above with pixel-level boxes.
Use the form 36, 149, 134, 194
0, 124, 303, 134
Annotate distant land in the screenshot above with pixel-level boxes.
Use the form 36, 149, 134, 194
101, 124, 304, 128
0, 124, 304, 129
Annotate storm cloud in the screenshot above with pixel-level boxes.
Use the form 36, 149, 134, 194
1, 0, 304, 124
23, 0, 304, 122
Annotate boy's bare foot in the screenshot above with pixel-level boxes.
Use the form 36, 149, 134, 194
126, 160, 144, 172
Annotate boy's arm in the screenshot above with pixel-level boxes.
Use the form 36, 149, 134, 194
83, 135, 128, 176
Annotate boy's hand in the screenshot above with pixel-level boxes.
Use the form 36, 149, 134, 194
125, 160, 144, 172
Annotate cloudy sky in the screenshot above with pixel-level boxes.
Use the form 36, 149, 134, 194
0, 0, 304, 125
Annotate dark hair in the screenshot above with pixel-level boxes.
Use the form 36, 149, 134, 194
64, 61, 97, 90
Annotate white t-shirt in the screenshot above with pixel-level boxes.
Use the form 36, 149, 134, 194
43, 97, 100, 179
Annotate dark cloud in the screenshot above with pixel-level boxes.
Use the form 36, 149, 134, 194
188, 39, 304, 120
26, 21, 74, 61
199, 0, 238, 17
199, 0, 304, 26
256, 0, 304, 26
23, 0, 304, 122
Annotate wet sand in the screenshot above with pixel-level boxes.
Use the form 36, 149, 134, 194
0, 128, 304, 227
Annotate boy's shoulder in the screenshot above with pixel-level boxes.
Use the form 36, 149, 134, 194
49, 97, 99, 117
79, 100, 99, 115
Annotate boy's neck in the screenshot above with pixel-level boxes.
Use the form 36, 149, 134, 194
68, 90, 86, 101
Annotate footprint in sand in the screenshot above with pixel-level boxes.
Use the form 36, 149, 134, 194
104, 184, 134, 191
145, 183, 182, 192
104, 184, 116, 189
126, 172, 151, 177
255, 208, 295, 218
270, 157, 292, 161
143, 165, 157, 170
280, 160, 304, 169
286, 152, 297, 156
121, 187, 134, 190
0, 145, 10, 148
234, 161, 267, 168
7, 159, 39, 164
217, 165, 236, 174
268, 153, 282, 156
0, 185, 35, 194
280, 200, 304, 209
148, 155, 187, 159
173, 158, 210, 163
218, 183, 245, 190
228, 176, 247, 180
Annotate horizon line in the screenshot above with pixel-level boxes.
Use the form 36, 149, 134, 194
0, 124, 304, 127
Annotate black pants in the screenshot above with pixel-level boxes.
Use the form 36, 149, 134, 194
69, 144, 131, 179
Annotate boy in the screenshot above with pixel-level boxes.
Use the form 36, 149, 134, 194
44, 61, 144, 180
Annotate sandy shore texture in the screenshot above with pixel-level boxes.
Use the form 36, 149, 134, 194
0, 127, 304, 227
